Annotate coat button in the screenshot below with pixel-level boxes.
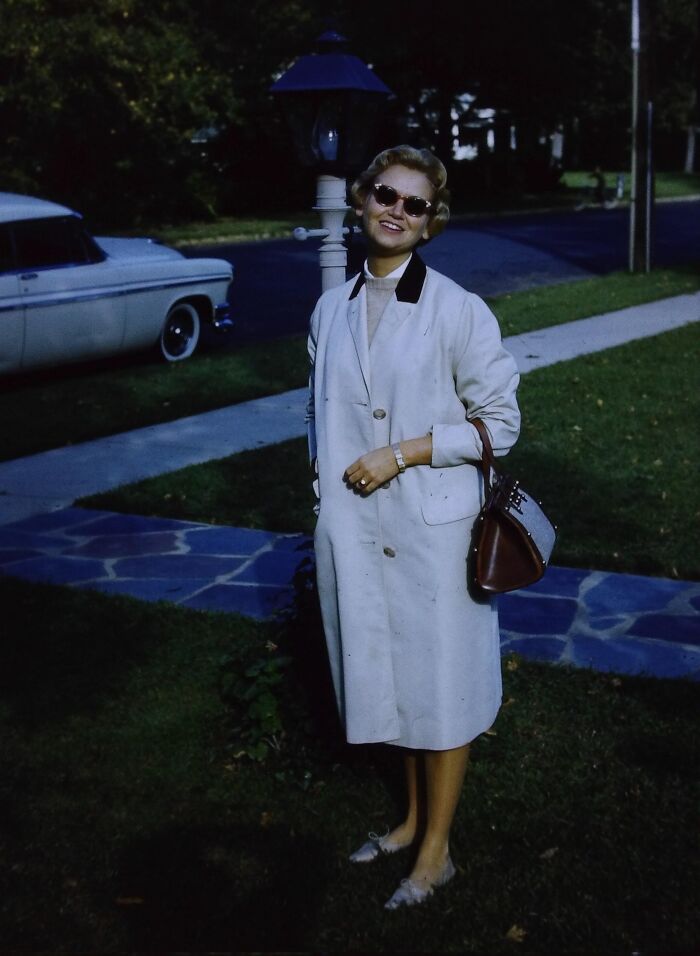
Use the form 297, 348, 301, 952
383, 546, 396, 557
373, 408, 387, 420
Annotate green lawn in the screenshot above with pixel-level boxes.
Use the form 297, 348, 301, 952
2, 576, 698, 953
2, 266, 699, 462
82, 322, 700, 582
561, 169, 700, 200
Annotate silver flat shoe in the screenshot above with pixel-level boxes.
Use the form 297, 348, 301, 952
384, 856, 456, 910
348, 828, 410, 863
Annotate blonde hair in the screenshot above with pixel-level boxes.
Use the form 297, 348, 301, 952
350, 144, 450, 239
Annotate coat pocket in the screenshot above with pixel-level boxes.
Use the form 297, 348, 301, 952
420, 467, 482, 525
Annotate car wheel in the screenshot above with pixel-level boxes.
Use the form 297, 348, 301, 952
159, 302, 200, 362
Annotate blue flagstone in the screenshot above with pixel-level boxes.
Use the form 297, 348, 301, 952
233, 549, 311, 586
0, 528, 85, 552
0, 548, 46, 564
5, 507, 114, 533
627, 614, 700, 646
271, 534, 313, 553
65, 532, 180, 558
525, 565, 591, 598
72, 512, 202, 536
113, 554, 246, 579
1, 506, 699, 681
184, 525, 277, 556
1, 555, 108, 585
498, 593, 578, 635
584, 572, 687, 615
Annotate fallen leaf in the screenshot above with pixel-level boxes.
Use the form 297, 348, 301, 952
539, 846, 559, 860
260, 811, 273, 828
506, 924, 527, 943
115, 897, 144, 906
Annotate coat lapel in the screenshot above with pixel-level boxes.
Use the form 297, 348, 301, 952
346, 287, 371, 398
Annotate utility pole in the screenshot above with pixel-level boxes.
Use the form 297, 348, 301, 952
629, 0, 654, 272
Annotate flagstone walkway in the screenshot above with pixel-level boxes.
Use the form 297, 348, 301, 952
2, 507, 699, 681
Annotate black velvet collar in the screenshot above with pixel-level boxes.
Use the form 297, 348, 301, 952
349, 253, 427, 303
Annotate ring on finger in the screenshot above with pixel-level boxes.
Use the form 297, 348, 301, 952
359, 478, 367, 487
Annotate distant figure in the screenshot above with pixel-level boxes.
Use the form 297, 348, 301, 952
589, 166, 606, 205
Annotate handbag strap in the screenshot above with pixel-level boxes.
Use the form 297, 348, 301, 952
470, 417, 498, 495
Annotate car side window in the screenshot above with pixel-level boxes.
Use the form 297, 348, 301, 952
0, 224, 13, 273
12, 217, 102, 271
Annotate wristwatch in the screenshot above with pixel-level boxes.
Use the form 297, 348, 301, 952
391, 442, 406, 473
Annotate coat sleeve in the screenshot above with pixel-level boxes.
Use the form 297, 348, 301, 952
307, 301, 321, 507
431, 293, 520, 467
306, 301, 319, 465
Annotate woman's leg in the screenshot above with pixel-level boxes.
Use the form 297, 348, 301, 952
409, 743, 470, 883
385, 751, 422, 846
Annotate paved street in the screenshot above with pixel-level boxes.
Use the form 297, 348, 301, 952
192, 199, 700, 344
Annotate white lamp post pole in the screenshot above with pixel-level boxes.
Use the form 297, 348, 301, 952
313, 174, 350, 291
293, 175, 354, 292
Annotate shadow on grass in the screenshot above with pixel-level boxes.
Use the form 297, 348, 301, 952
115, 823, 330, 951
0, 579, 164, 727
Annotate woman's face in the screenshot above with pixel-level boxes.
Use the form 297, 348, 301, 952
357, 164, 434, 261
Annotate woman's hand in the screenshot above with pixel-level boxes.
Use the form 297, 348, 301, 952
344, 446, 399, 495
344, 436, 432, 495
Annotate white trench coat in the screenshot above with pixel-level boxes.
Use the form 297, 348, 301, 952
307, 254, 520, 750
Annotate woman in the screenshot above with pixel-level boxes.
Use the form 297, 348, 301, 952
306, 145, 520, 910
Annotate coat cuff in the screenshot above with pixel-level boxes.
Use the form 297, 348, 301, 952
431, 422, 483, 467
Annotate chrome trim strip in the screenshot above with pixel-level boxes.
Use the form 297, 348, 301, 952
0, 274, 231, 312
0, 300, 24, 315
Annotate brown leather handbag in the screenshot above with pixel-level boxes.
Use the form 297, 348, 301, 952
469, 418, 557, 594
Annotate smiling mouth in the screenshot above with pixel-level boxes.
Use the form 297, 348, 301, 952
380, 221, 403, 232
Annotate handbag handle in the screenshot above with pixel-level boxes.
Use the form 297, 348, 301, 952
470, 418, 497, 495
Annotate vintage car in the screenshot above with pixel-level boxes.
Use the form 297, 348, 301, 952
0, 192, 233, 374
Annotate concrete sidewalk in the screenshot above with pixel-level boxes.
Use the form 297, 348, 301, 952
1, 290, 698, 525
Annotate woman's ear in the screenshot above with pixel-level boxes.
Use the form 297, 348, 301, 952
355, 205, 364, 219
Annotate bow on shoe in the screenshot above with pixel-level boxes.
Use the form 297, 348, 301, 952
349, 828, 408, 863
384, 858, 456, 910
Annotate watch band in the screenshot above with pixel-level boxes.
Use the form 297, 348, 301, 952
391, 442, 406, 473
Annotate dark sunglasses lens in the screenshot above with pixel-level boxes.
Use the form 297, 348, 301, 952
374, 184, 398, 206
404, 197, 430, 216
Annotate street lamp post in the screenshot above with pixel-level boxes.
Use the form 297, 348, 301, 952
271, 31, 393, 292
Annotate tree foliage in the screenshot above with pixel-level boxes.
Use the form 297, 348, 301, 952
0, 0, 696, 223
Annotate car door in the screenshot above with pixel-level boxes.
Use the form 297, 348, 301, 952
0, 223, 24, 374
15, 216, 126, 370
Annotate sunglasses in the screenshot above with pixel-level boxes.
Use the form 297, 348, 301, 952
371, 183, 433, 218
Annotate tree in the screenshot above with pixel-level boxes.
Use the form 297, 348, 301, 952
0, 0, 238, 223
